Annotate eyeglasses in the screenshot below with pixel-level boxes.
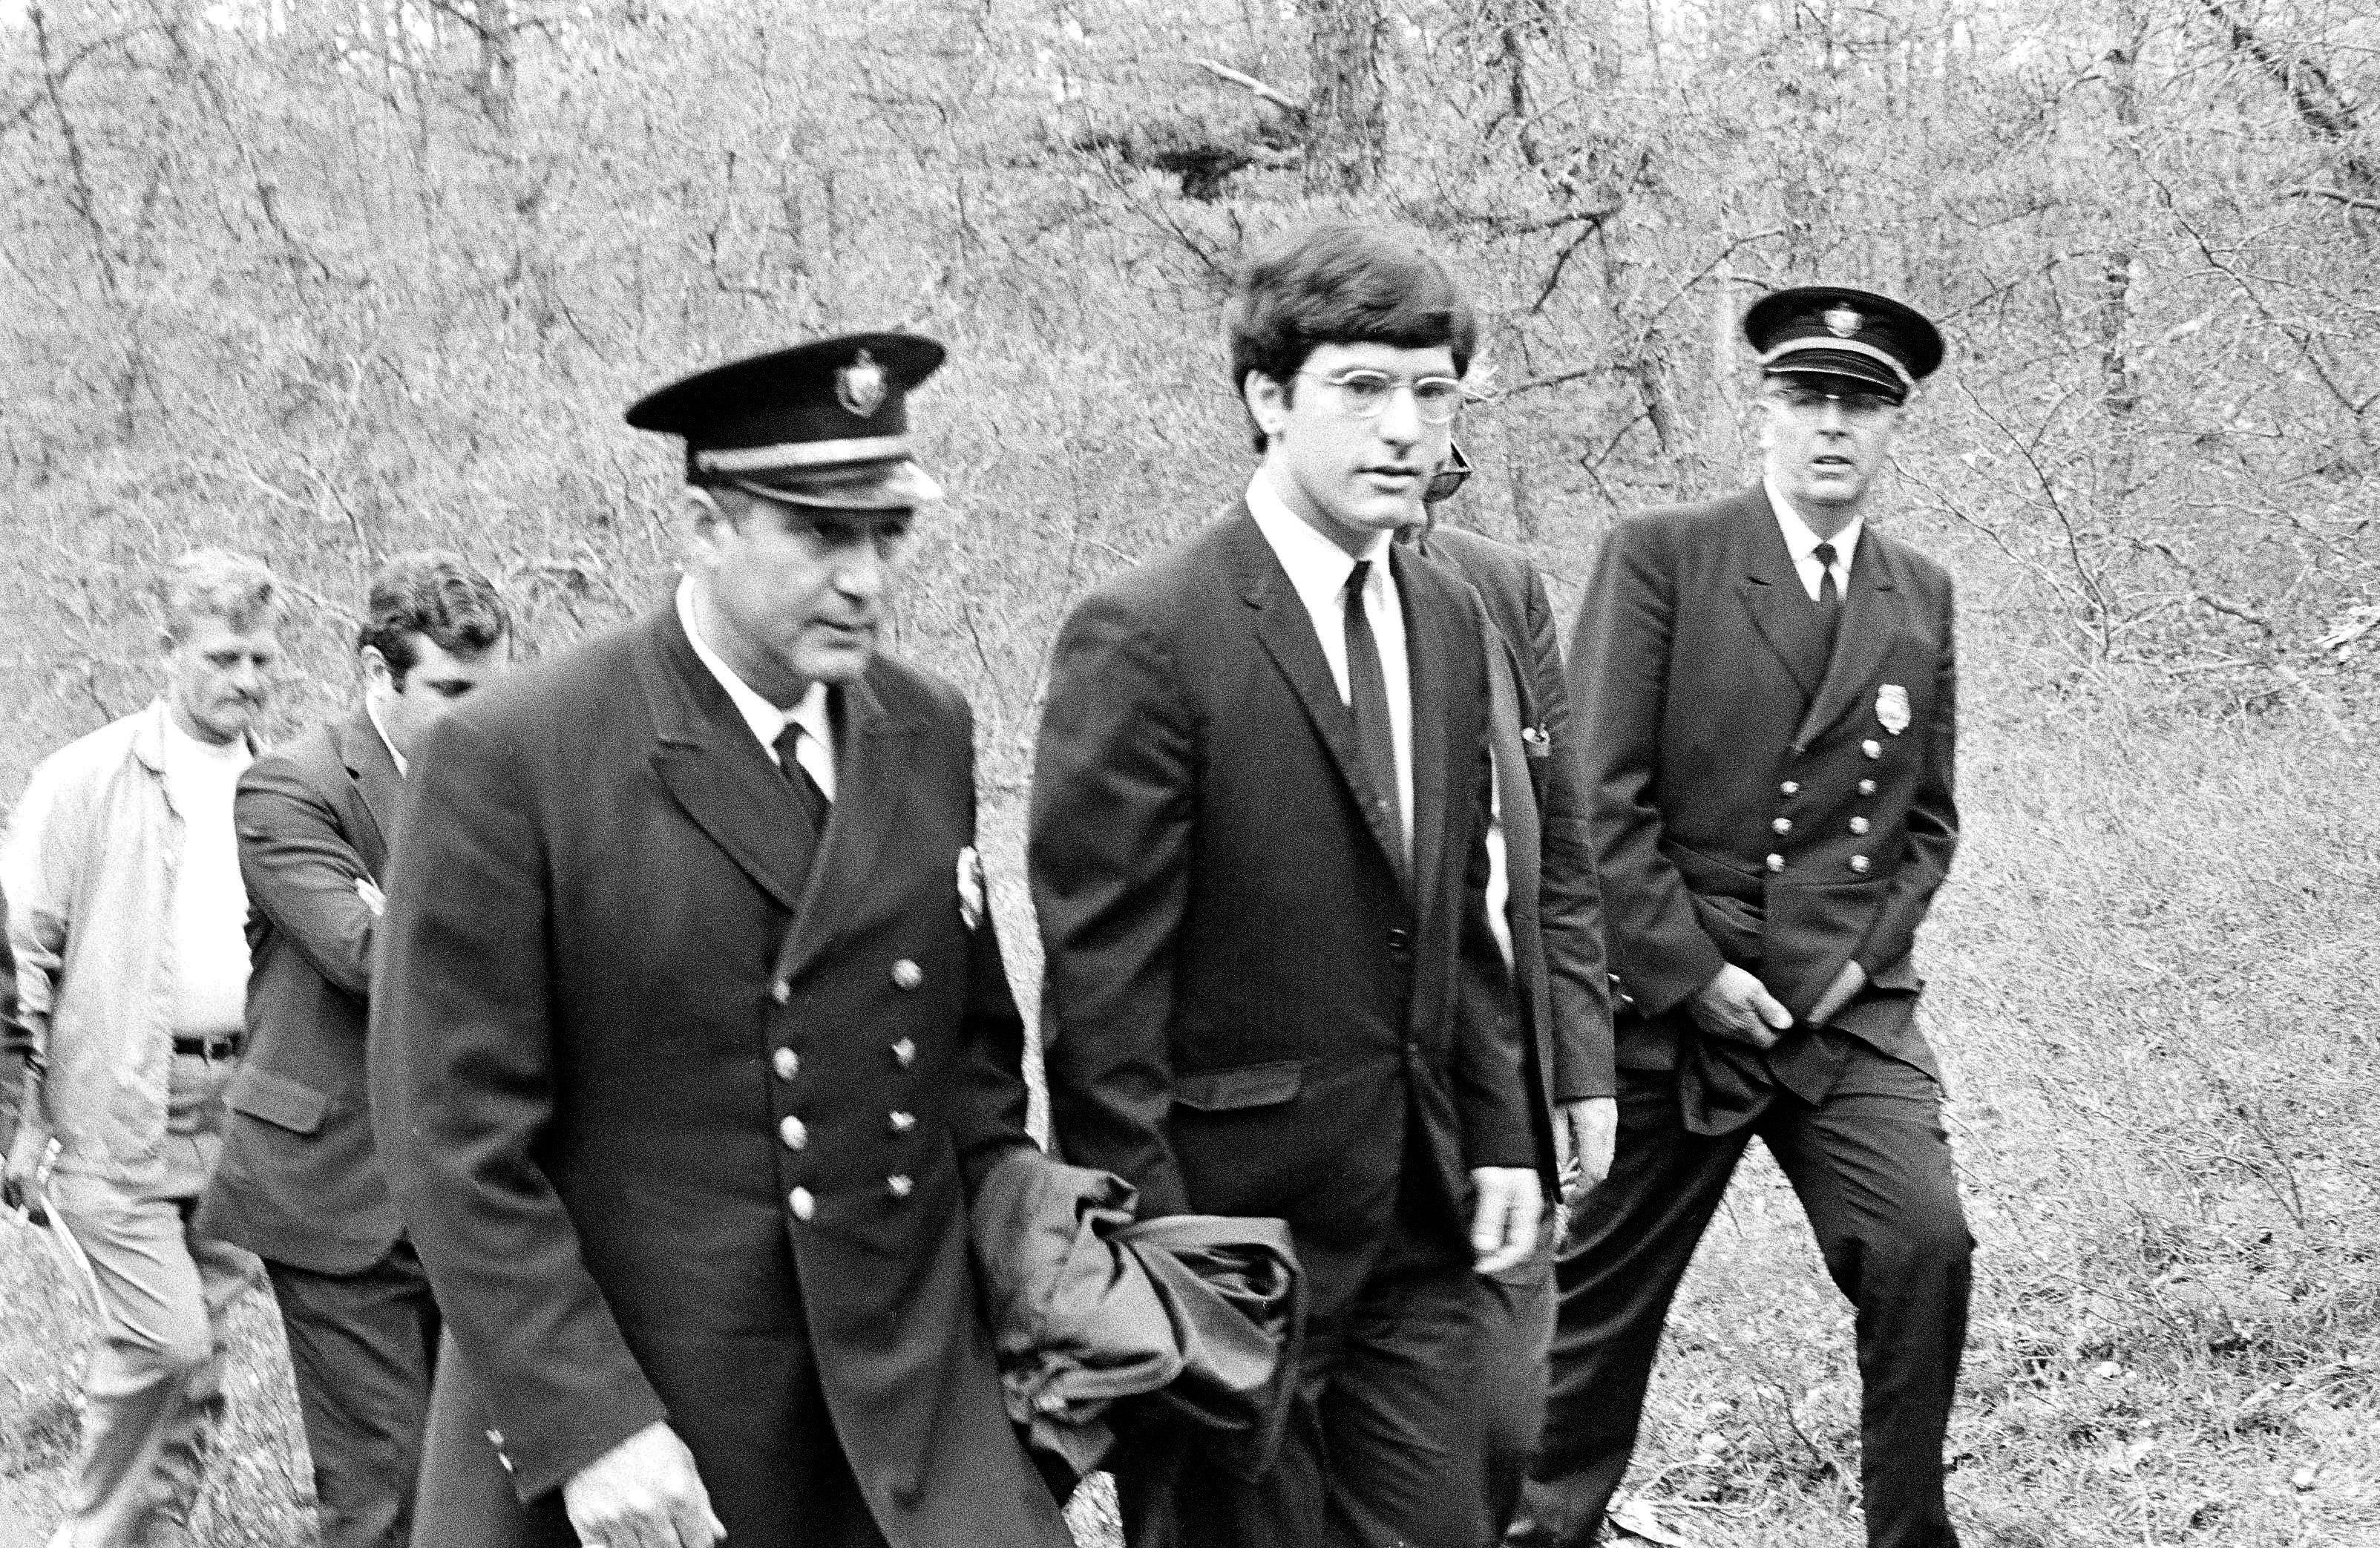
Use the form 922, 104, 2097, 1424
1423, 441, 1472, 505
1297, 369, 1466, 425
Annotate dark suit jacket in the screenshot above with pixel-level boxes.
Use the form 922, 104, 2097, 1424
1029, 506, 1540, 1319
1573, 485, 1958, 1076
1410, 522, 1615, 1112
369, 606, 1069, 1548
197, 709, 403, 1275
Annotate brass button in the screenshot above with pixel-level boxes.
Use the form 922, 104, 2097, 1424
778, 1115, 807, 1150
888, 1110, 917, 1135
1858, 778, 1878, 796
1771, 817, 1791, 835
1780, 781, 1800, 796
1849, 855, 1871, 874
789, 1187, 816, 1221
891, 1037, 917, 1069
773, 1047, 799, 1081
1766, 853, 1785, 873
1861, 740, 1882, 760
1849, 817, 1871, 836
770, 980, 791, 1006
891, 960, 924, 991
886, 1175, 914, 1200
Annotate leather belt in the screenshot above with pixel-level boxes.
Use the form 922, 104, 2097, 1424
171, 1034, 243, 1060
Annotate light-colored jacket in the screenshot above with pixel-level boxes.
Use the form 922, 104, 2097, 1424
3, 702, 237, 1182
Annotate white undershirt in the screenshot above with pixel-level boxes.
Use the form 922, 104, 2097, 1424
1766, 476, 1863, 603
162, 714, 253, 1035
676, 576, 836, 799
1247, 475, 1414, 860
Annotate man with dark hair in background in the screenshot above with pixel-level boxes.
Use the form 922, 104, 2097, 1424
2, 548, 283, 1548
1400, 462, 1616, 1537
196, 551, 510, 1548
1030, 222, 1548, 1548
1514, 287, 1971, 1548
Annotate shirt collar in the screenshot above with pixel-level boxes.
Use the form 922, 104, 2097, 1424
365, 696, 408, 778
1764, 475, 1863, 567
1246, 471, 1394, 611
675, 575, 828, 757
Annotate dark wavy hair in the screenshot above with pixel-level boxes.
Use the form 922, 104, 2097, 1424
1225, 222, 1478, 449
358, 551, 508, 683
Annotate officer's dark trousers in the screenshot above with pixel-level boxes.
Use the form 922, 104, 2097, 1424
266, 1241, 442, 1548
1119, 1216, 1490, 1548
1514, 1037, 1970, 1548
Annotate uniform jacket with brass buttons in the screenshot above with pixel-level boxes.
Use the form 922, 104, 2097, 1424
370, 606, 1069, 1548
196, 709, 404, 1275
1030, 507, 1538, 1322
1571, 485, 1958, 1076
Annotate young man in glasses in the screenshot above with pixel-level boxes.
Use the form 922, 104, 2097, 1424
1031, 222, 1548, 1547
1514, 288, 1972, 1548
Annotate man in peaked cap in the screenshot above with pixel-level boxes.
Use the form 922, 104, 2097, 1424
1512, 288, 1973, 1548
371, 334, 1072, 1548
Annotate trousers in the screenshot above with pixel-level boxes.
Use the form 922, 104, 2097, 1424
45, 1053, 259, 1548
265, 1241, 442, 1548
1513, 1035, 1971, 1548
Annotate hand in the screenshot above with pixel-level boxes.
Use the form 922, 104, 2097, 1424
3, 1121, 49, 1223
562, 1421, 724, 1548
1469, 1166, 1543, 1276
1806, 960, 1869, 1029
354, 877, 386, 917
1688, 963, 1792, 1050
1558, 1098, 1617, 1196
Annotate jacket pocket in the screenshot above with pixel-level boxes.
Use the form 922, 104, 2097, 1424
1173, 1060, 1304, 1112
228, 1067, 330, 1135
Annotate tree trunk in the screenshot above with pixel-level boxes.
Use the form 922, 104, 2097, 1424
1299, 0, 1386, 195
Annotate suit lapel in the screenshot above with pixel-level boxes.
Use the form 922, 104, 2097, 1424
1793, 530, 1906, 752
1729, 488, 1829, 700
639, 609, 817, 914
1396, 546, 1454, 914
1233, 511, 1410, 889
336, 709, 401, 876
772, 676, 915, 985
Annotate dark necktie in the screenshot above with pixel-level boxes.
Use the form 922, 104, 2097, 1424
1813, 539, 1843, 655
773, 721, 830, 836
1343, 560, 1409, 885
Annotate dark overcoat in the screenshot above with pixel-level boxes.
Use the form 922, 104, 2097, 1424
369, 606, 1069, 1548
197, 709, 404, 1273
1572, 485, 1959, 1075
1028, 506, 1541, 1319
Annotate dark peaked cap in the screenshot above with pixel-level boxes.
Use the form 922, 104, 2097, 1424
626, 332, 947, 509
1743, 286, 1943, 404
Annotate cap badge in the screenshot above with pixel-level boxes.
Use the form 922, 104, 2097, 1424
1823, 306, 1863, 338
1876, 683, 1910, 736
836, 350, 888, 419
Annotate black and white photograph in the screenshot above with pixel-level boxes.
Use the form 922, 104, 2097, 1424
0, 2, 2375, 1546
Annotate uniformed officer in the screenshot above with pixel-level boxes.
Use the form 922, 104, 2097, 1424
369, 336, 1073, 1548
1512, 288, 1973, 1548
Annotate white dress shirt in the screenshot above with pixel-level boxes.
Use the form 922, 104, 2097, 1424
676, 576, 836, 800
1766, 476, 1863, 603
367, 695, 410, 778
1246, 476, 1414, 859
160, 715, 253, 1035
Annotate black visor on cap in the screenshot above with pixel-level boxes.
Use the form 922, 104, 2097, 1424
1765, 351, 1909, 403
